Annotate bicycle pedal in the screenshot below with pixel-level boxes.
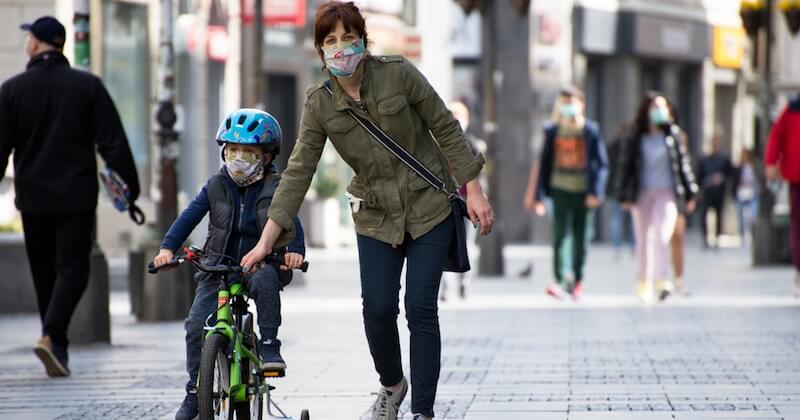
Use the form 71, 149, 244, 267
262, 368, 285, 378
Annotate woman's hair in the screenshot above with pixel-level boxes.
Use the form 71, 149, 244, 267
313, 1, 370, 67
633, 90, 679, 136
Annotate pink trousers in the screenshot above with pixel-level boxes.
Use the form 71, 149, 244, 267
631, 189, 678, 283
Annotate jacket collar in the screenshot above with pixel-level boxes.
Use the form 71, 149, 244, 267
26, 51, 70, 70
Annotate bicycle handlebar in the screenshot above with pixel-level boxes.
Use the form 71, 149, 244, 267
147, 247, 309, 274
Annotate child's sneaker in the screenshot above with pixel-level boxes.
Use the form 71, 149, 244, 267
259, 339, 286, 371
175, 392, 198, 420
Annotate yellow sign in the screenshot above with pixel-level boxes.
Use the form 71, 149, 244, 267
713, 26, 746, 69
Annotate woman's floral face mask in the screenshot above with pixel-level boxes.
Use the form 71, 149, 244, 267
223, 146, 266, 186
322, 37, 365, 78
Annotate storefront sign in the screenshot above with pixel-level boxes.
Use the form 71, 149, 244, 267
242, 0, 306, 27
634, 14, 710, 62
712, 26, 746, 69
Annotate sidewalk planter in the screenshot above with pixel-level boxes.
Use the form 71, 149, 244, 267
308, 198, 340, 248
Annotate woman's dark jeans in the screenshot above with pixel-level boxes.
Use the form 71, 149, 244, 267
357, 216, 454, 418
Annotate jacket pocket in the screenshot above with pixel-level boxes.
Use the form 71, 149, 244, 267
326, 115, 357, 133
378, 95, 408, 115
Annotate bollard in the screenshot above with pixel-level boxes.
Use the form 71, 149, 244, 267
68, 242, 111, 344
138, 238, 195, 322
128, 248, 144, 318
0, 233, 38, 314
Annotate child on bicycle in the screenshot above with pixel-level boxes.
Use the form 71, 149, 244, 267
151, 109, 306, 420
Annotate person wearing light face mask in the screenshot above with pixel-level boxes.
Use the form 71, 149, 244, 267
615, 92, 698, 304
151, 109, 306, 420
239, 3, 494, 420
530, 86, 609, 301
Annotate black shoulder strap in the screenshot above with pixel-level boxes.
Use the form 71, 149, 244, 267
323, 80, 448, 194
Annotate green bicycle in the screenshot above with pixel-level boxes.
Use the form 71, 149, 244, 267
149, 245, 310, 420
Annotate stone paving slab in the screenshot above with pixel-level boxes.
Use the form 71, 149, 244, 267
1, 244, 799, 419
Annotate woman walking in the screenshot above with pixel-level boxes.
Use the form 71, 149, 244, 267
241, 2, 494, 419
531, 87, 609, 300
615, 92, 698, 303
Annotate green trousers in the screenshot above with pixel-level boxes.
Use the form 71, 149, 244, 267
551, 188, 594, 284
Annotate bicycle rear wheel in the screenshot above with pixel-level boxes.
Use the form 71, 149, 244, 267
234, 323, 262, 420
199, 333, 234, 420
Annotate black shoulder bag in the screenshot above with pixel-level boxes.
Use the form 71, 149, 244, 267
323, 81, 470, 272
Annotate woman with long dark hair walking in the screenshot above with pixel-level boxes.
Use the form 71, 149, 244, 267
615, 92, 698, 303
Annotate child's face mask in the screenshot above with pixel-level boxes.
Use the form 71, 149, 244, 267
223, 146, 266, 186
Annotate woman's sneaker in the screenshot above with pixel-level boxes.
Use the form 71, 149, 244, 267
370, 377, 408, 420
175, 392, 198, 420
259, 339, 286, 371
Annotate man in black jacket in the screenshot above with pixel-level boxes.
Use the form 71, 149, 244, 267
0, 16, 140, 377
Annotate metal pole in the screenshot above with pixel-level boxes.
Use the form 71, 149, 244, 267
253, 0, 265, 108
156, 0, 179, 235
73, 0, 90, 71
477, 1, 505, 276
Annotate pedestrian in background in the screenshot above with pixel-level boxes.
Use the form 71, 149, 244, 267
0, 16, 140, 376
532, 86, 609, 301
764, 93, 800, 298
670, 131, 693, 296
697, 132, 733, 248
615, 92, 698, 303
733, 148, 759, 247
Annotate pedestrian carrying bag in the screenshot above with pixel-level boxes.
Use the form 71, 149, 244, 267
323, 81, 470, 272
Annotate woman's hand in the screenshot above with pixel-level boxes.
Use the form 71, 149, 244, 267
466, 179, 495, 235
153, 249, 175, 271
241, 219, 283, 272
281, 252, 304, 270
532, 200, 546, 217
241, 242, 272, 273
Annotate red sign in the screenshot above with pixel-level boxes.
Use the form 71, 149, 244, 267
242, 0, 307, 27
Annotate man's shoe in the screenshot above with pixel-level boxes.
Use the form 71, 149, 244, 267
546, 283, 567, 300
412, 415, 431, 420
33, 336, 70, 377
259, 339, 286, 371
175, 392, 199, 420
370, 377, 408, 420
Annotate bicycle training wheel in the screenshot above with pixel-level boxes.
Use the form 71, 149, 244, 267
199, 333, 235, 420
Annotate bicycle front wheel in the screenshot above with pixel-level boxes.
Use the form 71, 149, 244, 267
199, 333, 234, 420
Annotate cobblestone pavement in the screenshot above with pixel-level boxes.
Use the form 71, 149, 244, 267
1, 243, 799, 420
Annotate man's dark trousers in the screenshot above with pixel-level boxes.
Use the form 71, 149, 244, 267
21, 211, 95, 347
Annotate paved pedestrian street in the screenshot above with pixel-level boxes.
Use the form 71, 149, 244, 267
1, 244, 799, 420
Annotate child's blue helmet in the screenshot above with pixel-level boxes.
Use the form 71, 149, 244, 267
216, 108, 282, 155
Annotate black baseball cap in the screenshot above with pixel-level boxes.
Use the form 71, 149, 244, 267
20, 16, 66, 48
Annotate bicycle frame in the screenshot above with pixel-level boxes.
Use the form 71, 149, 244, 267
204, 276, 261, 404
